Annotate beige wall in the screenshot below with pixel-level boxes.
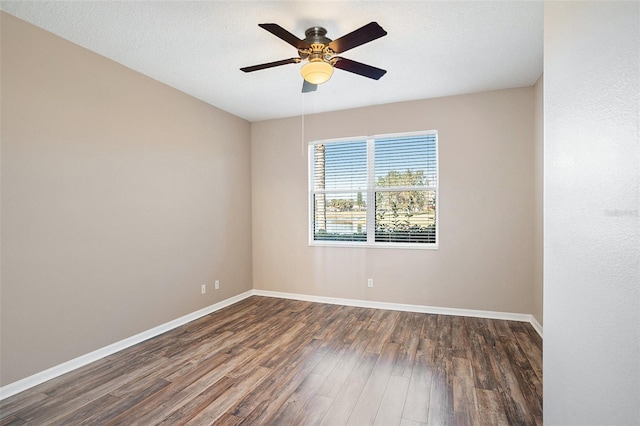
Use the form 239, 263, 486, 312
252, 88, 536, 315
0, 13, 252, 385
533, 75, 543, 325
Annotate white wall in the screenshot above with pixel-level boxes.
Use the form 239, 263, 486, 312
544, 2, 640, 424
252, 88, 537, 316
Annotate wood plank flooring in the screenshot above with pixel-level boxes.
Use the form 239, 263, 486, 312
0, 296, 542, 425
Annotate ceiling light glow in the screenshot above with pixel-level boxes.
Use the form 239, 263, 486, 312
300, 59, 334, 85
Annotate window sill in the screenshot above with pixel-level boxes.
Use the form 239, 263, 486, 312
309, 241, 439, 250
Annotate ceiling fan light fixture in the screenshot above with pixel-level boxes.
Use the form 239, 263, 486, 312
241, 22, 387, 92
301, 58, 334, 85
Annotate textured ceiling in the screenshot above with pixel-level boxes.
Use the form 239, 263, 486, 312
0, 1, 543, 122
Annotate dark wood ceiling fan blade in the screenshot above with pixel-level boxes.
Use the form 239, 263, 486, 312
333, 57, 387, 80
302, 80, 318, 93
328, 22, 387, 54
258, 23, 311, 50
240, 58, 301, 73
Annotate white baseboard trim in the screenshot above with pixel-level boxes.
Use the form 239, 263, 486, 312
252, 289, 544, 338
0, 290, 254, 401
1, 288, 543, 400
529, 316, 543, 338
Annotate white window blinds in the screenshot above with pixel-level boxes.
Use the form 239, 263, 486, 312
312, 140, 367, 242
310, 131, 438, 247
374, 133, 437, 244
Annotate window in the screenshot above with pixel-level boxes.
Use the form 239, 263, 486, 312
309, 131, 438, 248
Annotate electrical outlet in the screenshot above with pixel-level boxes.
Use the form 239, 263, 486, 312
215, 280, 220, 290
201, 284, 206, 294
367, 278, 374, 288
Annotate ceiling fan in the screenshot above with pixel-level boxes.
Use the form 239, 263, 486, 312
240, 22, 388, 92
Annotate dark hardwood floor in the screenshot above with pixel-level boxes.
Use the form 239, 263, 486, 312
0, 296, 542, 425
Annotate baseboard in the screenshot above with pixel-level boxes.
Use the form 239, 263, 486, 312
252, 289, 544, 338
0, 290, 254, 401
529, 316, 543, 338
1, 288, 543, 400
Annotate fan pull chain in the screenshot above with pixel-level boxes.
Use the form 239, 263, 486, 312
301, 94, 306, 157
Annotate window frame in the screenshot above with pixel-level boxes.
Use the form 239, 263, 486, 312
308, 130, 439, 249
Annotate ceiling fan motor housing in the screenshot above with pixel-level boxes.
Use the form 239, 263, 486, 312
299, 27, 335, 62
304, 26, 331, 44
